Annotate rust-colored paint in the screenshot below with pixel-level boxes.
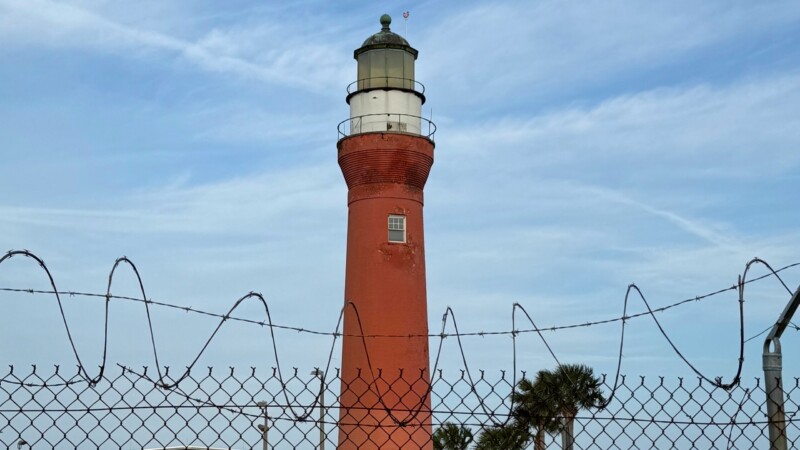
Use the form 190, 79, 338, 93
337, 132, 434, 450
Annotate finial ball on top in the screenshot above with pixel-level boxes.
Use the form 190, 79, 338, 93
380, 14, 391, 30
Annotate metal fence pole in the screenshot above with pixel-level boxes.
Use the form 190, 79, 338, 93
257, 401, 269, 450
761, 284, 800, 450
311, 369, 325, 450
763, 344, 786, 450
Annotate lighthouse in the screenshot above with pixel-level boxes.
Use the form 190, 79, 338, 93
336, 14, 435, 450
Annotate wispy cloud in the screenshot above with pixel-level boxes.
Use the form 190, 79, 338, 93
0, 0, 350, 92
441, 72, 800, 179
1, 0, 799, 376
572, 183, 745, 254
189, 106, 338, 145
0, 163, 344, 236
419, 0, 800, 108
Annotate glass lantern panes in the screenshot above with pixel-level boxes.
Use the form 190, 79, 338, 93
357, 49, 415, 90
388, 215, 406, 243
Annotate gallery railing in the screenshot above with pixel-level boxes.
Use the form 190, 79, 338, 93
337, 113, 436, 141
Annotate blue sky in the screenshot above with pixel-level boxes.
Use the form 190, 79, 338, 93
1, 0, 799, 383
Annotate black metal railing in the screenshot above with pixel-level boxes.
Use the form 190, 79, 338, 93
337, 113, 436, 141
346, 77, 425, 96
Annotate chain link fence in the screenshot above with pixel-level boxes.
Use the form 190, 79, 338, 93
1, 365, 797, 449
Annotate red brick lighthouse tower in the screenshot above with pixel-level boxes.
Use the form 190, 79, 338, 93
336, 14, 435, 450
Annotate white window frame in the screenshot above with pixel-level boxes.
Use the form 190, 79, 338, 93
388, 214, 406, 243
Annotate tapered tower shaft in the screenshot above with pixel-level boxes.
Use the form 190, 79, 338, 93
336, 15, 435, 450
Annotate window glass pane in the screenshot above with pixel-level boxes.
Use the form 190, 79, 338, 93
404, 53, 415, 89
386, 50, 404, 89
359, 50, 415, 90
388, 215, 406, 242
358, 53, 371, 89
370, 50, 386, 85
388, 216, 405, 230
389, 229, 405, 242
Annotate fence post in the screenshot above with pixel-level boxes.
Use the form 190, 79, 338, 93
761, 284, 800, 450
763, 344, 786, 450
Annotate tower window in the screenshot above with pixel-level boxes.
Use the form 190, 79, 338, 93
388, 215, 406, 243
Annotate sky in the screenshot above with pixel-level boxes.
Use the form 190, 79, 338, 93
1, 0, 800, 385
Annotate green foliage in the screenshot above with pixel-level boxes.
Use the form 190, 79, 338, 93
432, 423, 474, 450
513, 363, 605, 450
434, 365, 605, 450
512, 373, 561, 431
512, 372, 562, 450
549, 364, 606, 418
473, 424, 529, 450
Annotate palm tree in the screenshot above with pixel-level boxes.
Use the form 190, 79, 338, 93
548, 364, 606, 450
511, 373, 561, 450
473, 424, 529, 450
432, 423, 474, 450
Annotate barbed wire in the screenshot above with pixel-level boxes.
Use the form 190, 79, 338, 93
2, 249, 800, 432
2, 255, 797, 339
744, 325, 774, 343
600, 257, 798, 411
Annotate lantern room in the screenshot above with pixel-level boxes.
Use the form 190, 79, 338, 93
341, 15, 433, 139
354, 14, 417, 91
